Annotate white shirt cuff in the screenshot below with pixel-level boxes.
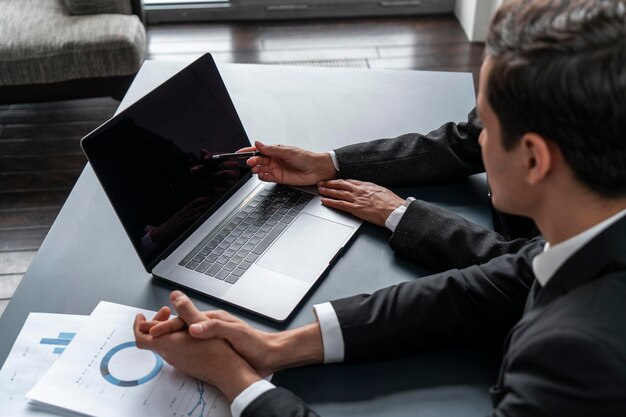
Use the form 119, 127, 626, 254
230, 379, 276, 417
313, 302, 345, 363
328, 151, 340, 172
384, 197, 415, 232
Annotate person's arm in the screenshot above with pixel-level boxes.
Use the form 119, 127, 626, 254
311, 179, 535, 272
243, 108, 481, 187
167, 238, 542, 367
334, 108, 483, 186
155, 238, 543, 366
332, 238, 543, 362
389, 199, 534, 272
240, 327, 626, 417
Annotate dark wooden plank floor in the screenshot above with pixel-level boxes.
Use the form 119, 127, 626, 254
0, 14, 483, 316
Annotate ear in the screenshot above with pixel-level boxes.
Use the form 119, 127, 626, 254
520, 133, 553, 185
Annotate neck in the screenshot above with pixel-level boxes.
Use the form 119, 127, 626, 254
534, 192, 626, 246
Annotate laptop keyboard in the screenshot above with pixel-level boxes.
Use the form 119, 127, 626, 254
180, 185, 314, 284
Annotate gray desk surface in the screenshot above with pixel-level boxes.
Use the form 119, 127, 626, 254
0, 61, 496, 416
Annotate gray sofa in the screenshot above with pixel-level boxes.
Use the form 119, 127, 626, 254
0, 0, 147, 104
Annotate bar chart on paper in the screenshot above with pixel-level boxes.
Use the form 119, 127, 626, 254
39, 331, 76, 355
0, 313, 87, 416
26, 302, 230, 417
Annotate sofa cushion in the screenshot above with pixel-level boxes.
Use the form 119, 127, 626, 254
62, 0, 132, 15
0, 0, 145, 86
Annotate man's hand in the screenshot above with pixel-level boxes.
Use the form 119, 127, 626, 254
134, 313, 261, 403
317, 179, 406, 227
140, 291, 324, 375
241, 141, 337, 186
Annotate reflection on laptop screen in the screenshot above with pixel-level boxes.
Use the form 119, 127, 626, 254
84, 56, 252, 267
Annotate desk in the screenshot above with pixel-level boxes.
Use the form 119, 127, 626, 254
0, 61, 496, 416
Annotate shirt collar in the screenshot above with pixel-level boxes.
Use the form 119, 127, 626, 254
532, 208, 626, 287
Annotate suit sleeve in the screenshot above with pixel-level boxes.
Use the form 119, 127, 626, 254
242, 388, 320, 417
331, 239, 544, 362
389, 199, 531, 272
333, 108, 483, 186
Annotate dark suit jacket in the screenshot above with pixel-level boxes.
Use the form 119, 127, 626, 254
333, 109, 537, 272
242, 216, 626, 417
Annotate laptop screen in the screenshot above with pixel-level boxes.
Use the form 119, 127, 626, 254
82, 55, 252, 268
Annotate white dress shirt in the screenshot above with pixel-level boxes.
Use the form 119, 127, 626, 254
532, 208, 626, 286
231, 379, 276, 417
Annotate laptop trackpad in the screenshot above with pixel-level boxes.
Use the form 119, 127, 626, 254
256, 213, 354, 283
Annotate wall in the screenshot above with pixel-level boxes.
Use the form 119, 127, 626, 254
455, 0, 503, 42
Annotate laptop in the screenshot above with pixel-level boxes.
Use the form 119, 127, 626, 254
81, 53, 361, 322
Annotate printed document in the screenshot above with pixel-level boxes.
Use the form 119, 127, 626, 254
26, 302, 230, 417
0, 312, 87, 416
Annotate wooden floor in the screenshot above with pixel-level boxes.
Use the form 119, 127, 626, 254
0, 14, 483, 317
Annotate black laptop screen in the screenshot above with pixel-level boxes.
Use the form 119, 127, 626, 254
82, 55, 252, 268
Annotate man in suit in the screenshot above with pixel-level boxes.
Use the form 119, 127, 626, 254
241, 110, 538, 272
134, 0, 626, 415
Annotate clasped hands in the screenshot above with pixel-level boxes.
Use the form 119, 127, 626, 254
134, 290, 324, 403
133, 291, 271, 402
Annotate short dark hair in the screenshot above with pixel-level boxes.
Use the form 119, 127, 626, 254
485, 0, 626, 197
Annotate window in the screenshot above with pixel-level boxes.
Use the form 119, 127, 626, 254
144, 0, 454, 24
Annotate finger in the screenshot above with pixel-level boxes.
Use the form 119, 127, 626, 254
246, 156, 271, 167
188, 318, 244, 340
345, 179, 366, 186
250, 165, 275, 175
320, 197, 354, 214
133, 314, 150, 349
148, 316, 187, 337
183, 310, 242, 339
139, 320, 173, 333
254, 141, 295, 157
152, 306, 171, 322
170, 291, 207, 325
317, 186, 355, 202
134, 313, 147, 330
255, 172, 276, 182
236, 146, 257, 153
318, 179, 355, 191
138, 320, 156, 333
203, 309, 242, 324
246, 166, 277, 182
